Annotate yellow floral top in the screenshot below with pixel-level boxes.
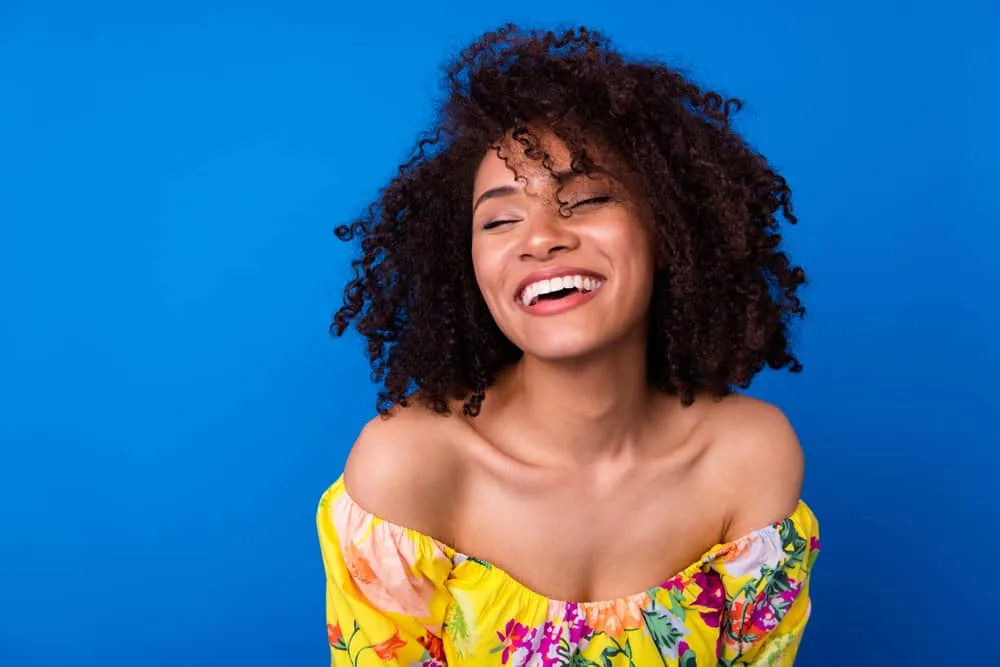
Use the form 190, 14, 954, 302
317, 475, 820, 666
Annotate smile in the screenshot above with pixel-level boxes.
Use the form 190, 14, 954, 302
515, 272, 606, 315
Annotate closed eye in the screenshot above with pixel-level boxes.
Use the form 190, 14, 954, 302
482, 218, 519, 230
571, 196, 616, 209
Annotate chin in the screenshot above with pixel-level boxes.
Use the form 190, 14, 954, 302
517, 333, 611, 363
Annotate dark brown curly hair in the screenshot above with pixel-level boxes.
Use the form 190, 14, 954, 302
331, 24, 806, 417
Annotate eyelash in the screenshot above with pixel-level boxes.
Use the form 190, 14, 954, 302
575, 195, 615, 208
482, 196, 616, 230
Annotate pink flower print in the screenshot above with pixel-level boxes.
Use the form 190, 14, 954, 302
525, 622, 563, 667
778, 586, 800, 606
562, 602, 594, 647
660, 574, 686, 592
752, 583, 801, 633
678, 640, 699, 667
331, 492, 443, 619
750, 600, 782, 634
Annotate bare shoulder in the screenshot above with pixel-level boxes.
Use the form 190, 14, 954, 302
699, 393, 805, 540
342, 400, 465, 540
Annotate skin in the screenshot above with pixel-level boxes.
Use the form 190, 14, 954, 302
343, 130, 804, 604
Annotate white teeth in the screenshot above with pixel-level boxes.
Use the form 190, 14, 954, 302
518, 274, 604, 307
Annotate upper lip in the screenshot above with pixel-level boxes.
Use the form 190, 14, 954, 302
514, 267, 606, 301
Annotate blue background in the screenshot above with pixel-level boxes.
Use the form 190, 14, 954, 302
2, 1, 997, 665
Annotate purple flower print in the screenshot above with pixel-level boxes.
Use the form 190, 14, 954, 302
495, 619, 536, 665
691, 571, 725, 628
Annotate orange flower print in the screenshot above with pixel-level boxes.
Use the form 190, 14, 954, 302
327, 623, 343, 647
372, 629, 407, 661
418, 632, 447, 662
714, 538, 751, 565
344, 543, 378, 584
583, 593, 652, 639
723, 595, 774, 655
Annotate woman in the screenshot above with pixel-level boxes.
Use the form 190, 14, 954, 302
318, 24, 820, 666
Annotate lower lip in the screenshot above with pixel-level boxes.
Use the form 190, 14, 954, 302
516, 288, 601, 316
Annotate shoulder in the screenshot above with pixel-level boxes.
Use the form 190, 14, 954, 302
699, 393, 805, 540
342, 400, 465, 541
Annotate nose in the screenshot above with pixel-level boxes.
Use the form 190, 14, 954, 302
519, 210, 579, 261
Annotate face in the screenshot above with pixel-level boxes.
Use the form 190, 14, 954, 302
470, 130, 656, 362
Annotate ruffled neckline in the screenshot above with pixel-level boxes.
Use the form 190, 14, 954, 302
328, 474, 817, 609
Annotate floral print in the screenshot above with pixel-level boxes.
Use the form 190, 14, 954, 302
317, 476, 820, 666
331, 491, 445, 620
582, 593, 651, 639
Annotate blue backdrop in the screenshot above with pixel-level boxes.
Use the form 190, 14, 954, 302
2, 1, 997, 665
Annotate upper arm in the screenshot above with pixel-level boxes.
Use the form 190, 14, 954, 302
342, 406, 461, 541
706, 399, 816, 664
325, 408, 461, 666
713, 396, 805, 540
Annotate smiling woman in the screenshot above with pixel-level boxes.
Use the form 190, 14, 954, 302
470, 131, 656, 362
320, 23, 819, 667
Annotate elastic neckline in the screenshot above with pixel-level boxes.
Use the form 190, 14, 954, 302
328, 474, 812, 609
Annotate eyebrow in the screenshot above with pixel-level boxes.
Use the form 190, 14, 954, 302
472, 185, 519, 214
472, 169, 610, 214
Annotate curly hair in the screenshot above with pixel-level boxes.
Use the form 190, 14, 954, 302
331, 24, 806, 417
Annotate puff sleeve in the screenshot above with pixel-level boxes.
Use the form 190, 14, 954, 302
317, 480, 455, 666
712, 503, 821, 666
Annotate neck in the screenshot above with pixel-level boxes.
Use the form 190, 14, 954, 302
496, 331, 657, 467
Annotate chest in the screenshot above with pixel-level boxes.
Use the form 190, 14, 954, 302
452, 472, 726, 603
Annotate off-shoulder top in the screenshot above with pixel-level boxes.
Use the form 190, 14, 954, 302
317, 475, 820, 666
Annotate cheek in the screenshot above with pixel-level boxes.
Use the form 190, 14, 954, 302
623, 217, 656, 271
470, 242, 505, 308
593, 223, 655, 275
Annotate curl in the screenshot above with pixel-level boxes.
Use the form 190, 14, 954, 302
332, 24, 807, 415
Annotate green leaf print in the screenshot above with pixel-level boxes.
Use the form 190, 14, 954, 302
756, 633, 795, 666
764, 568, 794, 596
332, 622, 375, 667
666, 586, 687, 619
559, 638, 601, 667
599, 645, 621, 667
778, 520, 806, 567
445, 600, 469, 642
444, 588, 477, 657
678, 646, 697, 667
807, 548, 819, 572
640, 608, 684, 655
569, 654, 599, 667
556, 640, 570, 662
